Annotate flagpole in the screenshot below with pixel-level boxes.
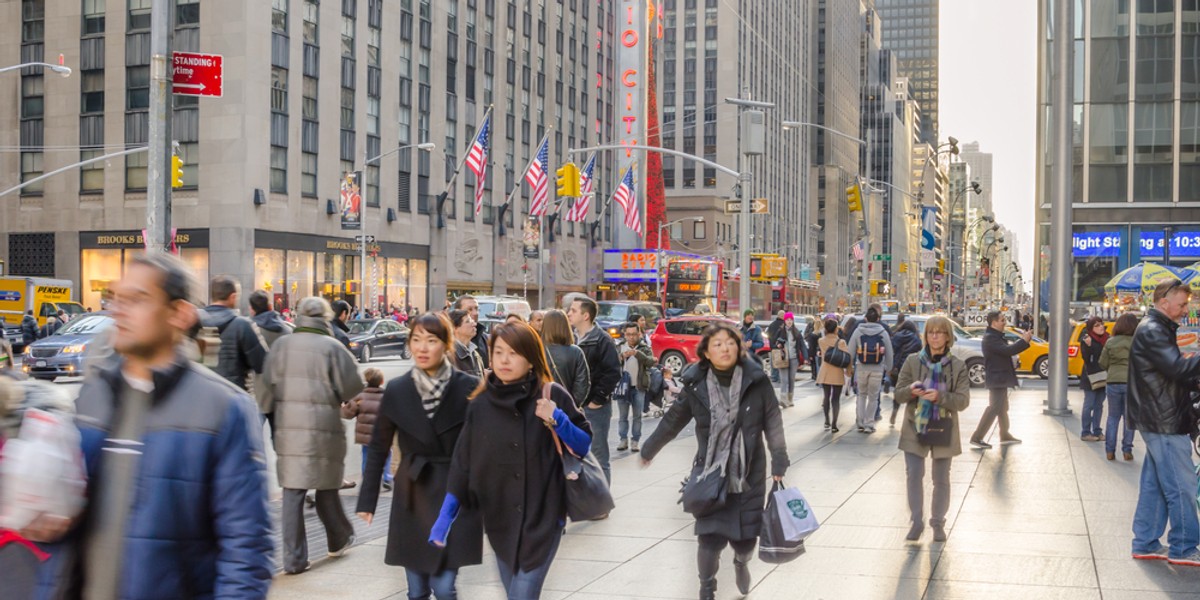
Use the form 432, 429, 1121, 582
435, 105, 493, 229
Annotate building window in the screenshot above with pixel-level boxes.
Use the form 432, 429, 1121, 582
342, 15, 356, 57
302, 76, 318, 118
81, 71, 104, 113
303, 0, 318, 43
271, 146, 287, 193
21, 75, 43, 118
81, 148, 105, 192
128, 0, 151, 30
272, 66, 288, 112
83, 0, 105, 34
366, 165, 379, 207
176, 0, 199, 26
367, 96, 380, 135
20, 152, 43, 194
127, 66, 150, 109
125, 150, 147, 190
23, 0, 45, 42
302, 151, 318, 196
341, 87, 355, 128
272, 0, 288, 34
693, 220, 706, 240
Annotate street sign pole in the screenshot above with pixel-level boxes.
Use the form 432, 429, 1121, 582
146, 0, 174, 253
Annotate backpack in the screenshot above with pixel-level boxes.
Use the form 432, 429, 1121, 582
646, 367, 665, 408
857, 333, 886, 365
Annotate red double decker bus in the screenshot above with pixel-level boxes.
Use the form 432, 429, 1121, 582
662, 258, 724, 314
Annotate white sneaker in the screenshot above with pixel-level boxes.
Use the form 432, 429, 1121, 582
328, 534, 356, 558
631, 440, 639, 452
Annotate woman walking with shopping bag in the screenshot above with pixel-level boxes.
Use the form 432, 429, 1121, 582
429, 322, 593, 600
894, 316, 970, 543
640, 322, 790, 600
356, 313, 482, 599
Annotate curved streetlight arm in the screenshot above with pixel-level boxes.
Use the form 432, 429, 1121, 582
568, 144, 740, 178
0, 62, 71, 76
1, 146, 147, 197
364, 142, 435, 168
781, 121, 866, 146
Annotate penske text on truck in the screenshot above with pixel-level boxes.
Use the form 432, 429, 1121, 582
0, 277, 86, 331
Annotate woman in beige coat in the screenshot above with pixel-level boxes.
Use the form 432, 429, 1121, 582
259, 296, 366, 574
816, 318, 850, 432
893, 315, 970, 543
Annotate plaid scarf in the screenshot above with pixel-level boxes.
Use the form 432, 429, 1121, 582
413, 356, 453, 418
914, 348, 951, 434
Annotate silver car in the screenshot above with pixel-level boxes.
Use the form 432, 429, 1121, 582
22, 313, 115, 381
843, 314, 987, 387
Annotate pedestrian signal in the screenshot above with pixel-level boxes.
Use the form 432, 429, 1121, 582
555, 162, 580, 197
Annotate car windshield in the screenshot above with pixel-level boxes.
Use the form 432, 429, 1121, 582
60, 303, 86, 316
57, 315, 114, 335
598, 304, 630, 321
477, 302, 500, 317
347, 320, 376, 334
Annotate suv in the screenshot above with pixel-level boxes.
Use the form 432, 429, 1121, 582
650, 316, 771, 375
472, 296, 533, 321
597, 301, 664, 338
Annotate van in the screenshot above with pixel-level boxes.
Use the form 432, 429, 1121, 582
473, 296, 533, 320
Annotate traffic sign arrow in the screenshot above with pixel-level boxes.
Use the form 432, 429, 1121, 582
723, 198, 769, 215
173, 82, 205, 92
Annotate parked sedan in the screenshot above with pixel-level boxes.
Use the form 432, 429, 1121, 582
22, 313, 114, 381
650, 316, 772, 375
347, 319, 410, 363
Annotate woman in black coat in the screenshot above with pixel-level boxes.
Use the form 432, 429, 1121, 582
770, 313, 806, 408
641, 322, 790, 600
357, 313, 483, 599
430, 322, 592, 600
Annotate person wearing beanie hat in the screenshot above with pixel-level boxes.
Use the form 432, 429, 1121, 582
770, 312, 806, 407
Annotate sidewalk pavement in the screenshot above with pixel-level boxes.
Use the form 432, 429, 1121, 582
267, 380, 1200, 599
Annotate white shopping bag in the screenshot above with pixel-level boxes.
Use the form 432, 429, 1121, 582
0, 408, 87, 531
773, 486, 820, 542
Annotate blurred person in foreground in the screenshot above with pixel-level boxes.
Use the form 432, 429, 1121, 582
258, 296, 365, 574
1128, 280, 1200, 566
33, 252, 273, 598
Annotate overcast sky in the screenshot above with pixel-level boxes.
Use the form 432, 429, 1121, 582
939, 0, 1037, 281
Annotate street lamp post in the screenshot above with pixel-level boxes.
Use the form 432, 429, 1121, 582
358, 142, 435, 315
945, 181, 981, 312
0, 62, 72, 76
656, 216, 705, 304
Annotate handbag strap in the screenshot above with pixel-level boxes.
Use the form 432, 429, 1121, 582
543, 381, 582, 460
546, 348, 564, 384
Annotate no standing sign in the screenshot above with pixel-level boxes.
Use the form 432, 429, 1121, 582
172, 52, 223, 98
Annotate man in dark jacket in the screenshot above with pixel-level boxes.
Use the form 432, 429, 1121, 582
331, 300, 353, 348
970, 310, 1031, 449
38, 316, 61, 339
453, 294, 491, 369
248, 289, 291, 349
616, 321, 656, 452
1128, 280, 1200, 565
29, 252, 273, 598
568, 295, 621, 485
766, 310, 786, 382
199, 276, 268, 391
887, 317, 923, 425
21, 310, 39, 347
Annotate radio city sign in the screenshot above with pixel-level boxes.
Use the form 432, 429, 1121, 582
615, 0, 648, 159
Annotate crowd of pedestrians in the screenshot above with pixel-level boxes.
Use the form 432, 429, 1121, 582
10, 255, 1200, 599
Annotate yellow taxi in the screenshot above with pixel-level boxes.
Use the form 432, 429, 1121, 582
965, 326, 1051, 378
1067, 321, 1114, 378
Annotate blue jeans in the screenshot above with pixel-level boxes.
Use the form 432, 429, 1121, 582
1132, 432, 1200, 559
405, 567, 458, 600
496, 528, 562, 600
362, 445, 393, 484
617, 389, 644, 442
584, 402, 613, 484
1081, 386, 1105, 437
1104, 384, 1134, 454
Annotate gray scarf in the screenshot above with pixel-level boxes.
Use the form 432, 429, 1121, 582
413, 356, 453, 418
704, 365, 747, 494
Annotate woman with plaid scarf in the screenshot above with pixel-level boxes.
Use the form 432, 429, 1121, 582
893, 316, 971, 543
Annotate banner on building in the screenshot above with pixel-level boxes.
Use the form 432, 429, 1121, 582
920, 205, 937, 251
523, 218, 541, 259
979, 257, 991, 285
340, 171, 362, 231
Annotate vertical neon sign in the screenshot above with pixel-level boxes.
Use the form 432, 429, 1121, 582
615, 0, 648, 246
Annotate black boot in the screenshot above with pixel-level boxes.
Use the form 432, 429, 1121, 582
699, 578, 717, 600
733, 557, 751, 594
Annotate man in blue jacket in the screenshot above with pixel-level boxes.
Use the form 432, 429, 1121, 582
29, 252, 274, 598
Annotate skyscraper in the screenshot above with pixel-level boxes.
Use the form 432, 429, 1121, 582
874, 0, 940, 144
958, 141, 994, 216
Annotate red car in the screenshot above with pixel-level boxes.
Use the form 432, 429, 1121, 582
650, 316, 772, 375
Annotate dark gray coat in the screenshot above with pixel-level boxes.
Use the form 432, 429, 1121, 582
640, 357, 790, 541
200, 305, 268, 390
981, 327, 1028, 389
545, 343, 591, 405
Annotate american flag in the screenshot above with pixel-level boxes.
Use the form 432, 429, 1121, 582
466, 115, 491, 215
614, 167, 641, 234
566, 154, 596, 222
527, 138, 551, 216
851, 240, 865, 261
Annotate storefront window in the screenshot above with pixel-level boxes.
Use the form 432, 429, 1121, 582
81, 249, 122, 311
386, 258, 409, 312
179, 248, 210, 302
254, 249, 286, 310
286, 250, 314, 310
409, 259, 428, 312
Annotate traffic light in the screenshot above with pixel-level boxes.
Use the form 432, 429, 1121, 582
938, 259, 945, 274
845, 184, 862, 213
171, 153, 184, 189
870, 280, 891, 296
899, 262, 909, 274
555, 162, 580, 197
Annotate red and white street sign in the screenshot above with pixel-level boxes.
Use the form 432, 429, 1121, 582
172, 52, 223, 98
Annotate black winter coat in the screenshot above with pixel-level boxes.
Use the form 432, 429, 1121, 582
446, 373, 592, 571
199, 305, 268, 390
577, 326, 622, 406
545, 343, 591, 406
1128, 309, 1200, 435
771, 325, 807, 364
471, 323, 490, 369
804, 322, 821, 361
1078, 331, 1106, 390
890, 323, 923, 379
21, 315, 38, 346
981, 327, 1028, 389
357, 370, 484, 573
640, 358, 790, 541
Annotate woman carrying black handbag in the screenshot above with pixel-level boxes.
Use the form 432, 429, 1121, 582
429, 322, 592, 600
639, 322, 790, 600
893, 315, 970, 543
